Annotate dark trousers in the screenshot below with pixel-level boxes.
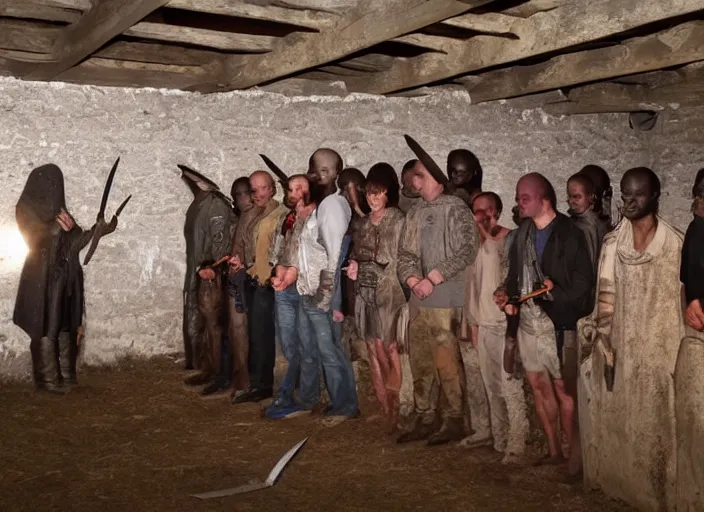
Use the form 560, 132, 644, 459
246, 282, 276, 391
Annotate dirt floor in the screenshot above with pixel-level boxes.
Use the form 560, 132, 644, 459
0, 357, 632, 512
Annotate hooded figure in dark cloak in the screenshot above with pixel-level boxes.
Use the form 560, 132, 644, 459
14, 164, 98, 393
180, 166, 235, 378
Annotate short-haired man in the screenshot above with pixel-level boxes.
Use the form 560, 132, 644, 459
229, 170, 288, 403
462, 192, 529, 462
502, 173, 593, 466
397, 157, 480, 446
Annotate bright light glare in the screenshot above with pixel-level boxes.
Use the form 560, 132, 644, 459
0, 226, 29, 264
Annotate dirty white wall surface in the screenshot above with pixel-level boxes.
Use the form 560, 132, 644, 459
1, 77, 701, 378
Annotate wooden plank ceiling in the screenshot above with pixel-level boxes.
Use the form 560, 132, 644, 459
1, 0, 704, 112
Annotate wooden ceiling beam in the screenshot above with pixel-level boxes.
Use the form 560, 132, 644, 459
124, 22, 277, 52
165, 0, 337, 30
23, 0, 172, 81
187, 0, 493, 93
501, 0, 566, 18
94, 40, 222, 67
463, 20, 704, 104
347, 0, 704, 94
55, 57, 213, 89
544, 67, 704, 115
391, 33, 455, 53
0, 19, 60, 54
0, 1, 82, 23
440, 12, 524, 35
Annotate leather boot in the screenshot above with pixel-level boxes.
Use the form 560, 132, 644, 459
427, 417, 465, 446
58, 332, 77, 387
37, 337, 69, 394
396, 416, 433, 444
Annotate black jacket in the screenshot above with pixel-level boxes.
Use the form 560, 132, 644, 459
507, 213, 594, 330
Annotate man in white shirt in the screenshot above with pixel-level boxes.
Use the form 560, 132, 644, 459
297, 149, 359, 426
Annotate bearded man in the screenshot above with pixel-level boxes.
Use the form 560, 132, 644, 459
396, 139, 480, 446
579, 167, 684, 511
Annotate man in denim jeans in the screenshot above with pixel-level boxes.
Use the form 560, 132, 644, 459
298, 149, 359, 427
264, 175, 313, 419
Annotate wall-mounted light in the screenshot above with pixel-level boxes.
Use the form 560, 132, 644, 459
0, 226, 29, 265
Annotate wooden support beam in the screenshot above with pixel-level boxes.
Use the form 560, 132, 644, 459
544, 72, 704, 115
463, 20, 704, 103
348, 0, 704, 94
55, 57, 212, 89
0, 19, 60, 54
501, 0, 566, 18
0, 1, 82, 23
124, 22, 277, 52
165, 0, 336, 30
188, 0, 493, 92
23, 0, 171, 81
440, 12, 524, 35
94, 41, 222, 67
42, 0, 91, 9
392, 33, 455, 53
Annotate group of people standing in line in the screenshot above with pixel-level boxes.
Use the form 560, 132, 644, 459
11, 134, 703, 512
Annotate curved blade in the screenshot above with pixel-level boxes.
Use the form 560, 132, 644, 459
99, 157, 120, 217
115, 195, 132, 217
404, 135, 448, 186
259, 154, 289, 185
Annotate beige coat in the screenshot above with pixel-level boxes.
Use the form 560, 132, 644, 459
578, 216, 684, 511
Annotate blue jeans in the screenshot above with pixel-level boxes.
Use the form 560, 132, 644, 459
274, 285, 301, 405
298, 295, 358, 416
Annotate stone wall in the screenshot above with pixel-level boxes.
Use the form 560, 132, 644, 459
0, 77, 701, 378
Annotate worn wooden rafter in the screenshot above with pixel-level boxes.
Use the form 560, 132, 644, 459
23, 0, 172, 81
462, 20, 704, 104
544, 65, 704, 115
346, 0, 704, 94
187, 0, 494, 93
165, 0, 337, 30
124, 22, 277, 52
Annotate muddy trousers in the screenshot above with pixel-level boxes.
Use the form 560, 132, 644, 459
183, 290, 203, 371
409, 307, 466, 425
675, 328, 704, 511
476, 325, 528, 454
227, 298, 250, 391
198, 276, 224, 377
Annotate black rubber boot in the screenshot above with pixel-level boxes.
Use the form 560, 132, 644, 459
58, 331, 77, 387
37, 337, 69, 394
396, 417, 433, 444
427, 417, 465, 446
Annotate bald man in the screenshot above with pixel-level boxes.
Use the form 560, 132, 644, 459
501, 173, 592, 467
447, 149, 483, 206
580, 168, 684, 510
229, 170, 289, 404
297, 149, 359, 426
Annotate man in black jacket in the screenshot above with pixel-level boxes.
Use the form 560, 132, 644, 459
501, 173, 593, 467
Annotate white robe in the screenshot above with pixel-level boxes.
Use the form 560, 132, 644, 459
578, 217, 684, 512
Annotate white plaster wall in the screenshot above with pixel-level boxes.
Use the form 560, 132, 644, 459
1, 77, 698, 378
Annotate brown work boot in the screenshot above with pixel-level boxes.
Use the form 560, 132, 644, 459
183, 372, 212, 387
427, 418, 465, 446
396, 419, 433, 444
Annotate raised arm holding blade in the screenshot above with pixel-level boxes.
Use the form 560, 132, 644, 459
14, 160, 129, 394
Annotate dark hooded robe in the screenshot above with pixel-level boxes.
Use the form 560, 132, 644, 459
180, 166, 235, 372
14, 164, 94, 387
